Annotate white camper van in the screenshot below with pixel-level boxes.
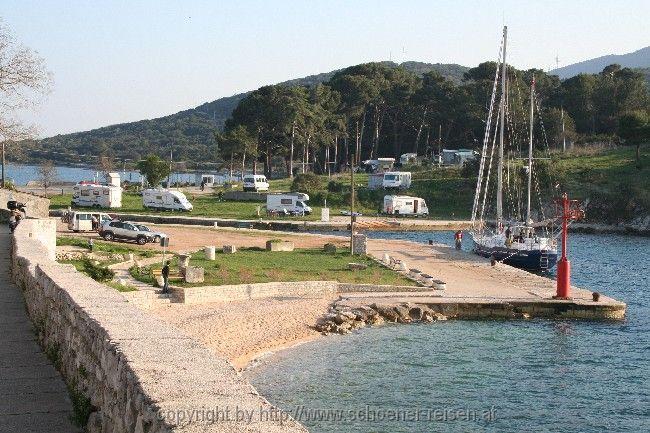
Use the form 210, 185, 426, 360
382, 172, 412, 189
243, 175, 269, 192
266, 193, 312, 215
71, 183, 122, 208
383, 195, 428, 216
142, 189, 193, 211
67, 212, 112, 232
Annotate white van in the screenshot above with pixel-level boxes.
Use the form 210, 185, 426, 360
67, 211, 112, 232
382, 172, 412, 189
243, 175, 269, 192
383, 195, 428, 216
266, 193, 312, 215
142, 189, 193, 211
71, 183, 122, 208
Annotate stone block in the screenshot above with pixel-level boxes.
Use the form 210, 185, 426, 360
184, 266, 204, 283
352, 234, 367, 255
204, 246, 216, 260
177, 254, 190, 268
266, 240, 294, 251
348, 262, 368, 271
223, 245, 237, 254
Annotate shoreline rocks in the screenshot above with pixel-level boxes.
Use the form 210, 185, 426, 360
315, 302, 448, 335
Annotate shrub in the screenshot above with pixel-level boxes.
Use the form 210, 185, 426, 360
291, 173, 323, 192
82, 260, 114, 282
327, 180, 344, 192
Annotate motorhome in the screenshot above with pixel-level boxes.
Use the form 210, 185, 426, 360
67, 211, 112, 232
243, 175, 269, 192
382, 172, 412, 189
383, 195, 428, 216
142, 189, 193, 211
266, 193, 312, 215
71, 183, 122, 208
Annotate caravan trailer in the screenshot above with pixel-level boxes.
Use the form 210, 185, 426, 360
383, 195, 428, 216
142, 189, 193, 211
71, 183, 122, 208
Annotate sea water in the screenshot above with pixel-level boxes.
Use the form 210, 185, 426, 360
246, 233, 650, 432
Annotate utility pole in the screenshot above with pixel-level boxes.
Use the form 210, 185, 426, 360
350, 154, 355, 255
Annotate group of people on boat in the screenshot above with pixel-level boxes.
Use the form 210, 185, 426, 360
503, 225, 537, 247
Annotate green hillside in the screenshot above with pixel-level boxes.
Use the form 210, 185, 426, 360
22, 61, 469, 166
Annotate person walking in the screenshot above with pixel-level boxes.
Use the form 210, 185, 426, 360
161, 261, 170, 294
454, 230, 463, 250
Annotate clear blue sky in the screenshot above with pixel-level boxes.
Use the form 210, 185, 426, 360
4, 0, 649, 137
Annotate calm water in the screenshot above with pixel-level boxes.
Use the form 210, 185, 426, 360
246, 232, 650, 432
3, 163, 197, 186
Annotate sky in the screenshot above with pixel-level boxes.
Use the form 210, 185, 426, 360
3, 0, 649, 138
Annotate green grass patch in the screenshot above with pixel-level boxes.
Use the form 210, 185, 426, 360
56, 236, 156, 257
132, 248, 416, 287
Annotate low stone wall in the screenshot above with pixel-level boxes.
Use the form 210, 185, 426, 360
223, 191, 267, 202
174, 280, 339, 304
170, 281, 424, 305
0, 188, 50, 220
12, 219, 307, 433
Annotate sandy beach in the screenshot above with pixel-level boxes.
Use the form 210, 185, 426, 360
151, 296, 337, 370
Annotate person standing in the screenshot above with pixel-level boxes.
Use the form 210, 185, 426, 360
161, 261, 170, 294
454, 230, 463, 250
91, 214, 98, 231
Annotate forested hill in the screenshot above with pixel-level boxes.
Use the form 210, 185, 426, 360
552, 46, 650, 79
23, 61, 469, 166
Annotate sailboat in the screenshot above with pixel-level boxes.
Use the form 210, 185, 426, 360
470, 26, 559, 272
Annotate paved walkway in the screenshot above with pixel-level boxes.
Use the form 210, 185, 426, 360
0, 227, 78, 432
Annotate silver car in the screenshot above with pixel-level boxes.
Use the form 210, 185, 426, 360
99, 220, 153, 245
132, 223, 167, 243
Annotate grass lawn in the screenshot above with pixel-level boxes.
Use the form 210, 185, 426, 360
130, 248, 417, 287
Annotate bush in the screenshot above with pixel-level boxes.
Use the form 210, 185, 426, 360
82, 260, 114, 282
327, 180, 344, 192
291, 173, 323, 192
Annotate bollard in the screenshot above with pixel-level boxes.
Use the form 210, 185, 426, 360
87, 238, 93, 252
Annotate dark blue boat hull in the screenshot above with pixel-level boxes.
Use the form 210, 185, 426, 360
474, 243, 558, 271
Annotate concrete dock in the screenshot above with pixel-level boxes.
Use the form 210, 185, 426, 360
349, 238, 627, 320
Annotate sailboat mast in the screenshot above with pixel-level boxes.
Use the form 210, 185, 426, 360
526, 77, 535, 225
496, 25, 507, 226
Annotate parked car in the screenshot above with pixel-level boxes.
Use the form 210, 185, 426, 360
99, 220, 153, 245
131, 223, 167, 243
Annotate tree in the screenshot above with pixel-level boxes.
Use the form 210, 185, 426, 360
0, 20, 51, 187
38, 160, 57, 196
137, 155, 170, 187
618, 111, 650, 167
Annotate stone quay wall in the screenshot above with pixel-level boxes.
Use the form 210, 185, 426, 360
11, 219, 307, 433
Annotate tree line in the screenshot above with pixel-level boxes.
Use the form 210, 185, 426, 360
217, 62, 650, 178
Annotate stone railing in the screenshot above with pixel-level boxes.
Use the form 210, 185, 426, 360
12, 219, 307, 433
0, 188, 50, 220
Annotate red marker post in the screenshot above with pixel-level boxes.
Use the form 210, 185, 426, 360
554, 193, 584, 299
